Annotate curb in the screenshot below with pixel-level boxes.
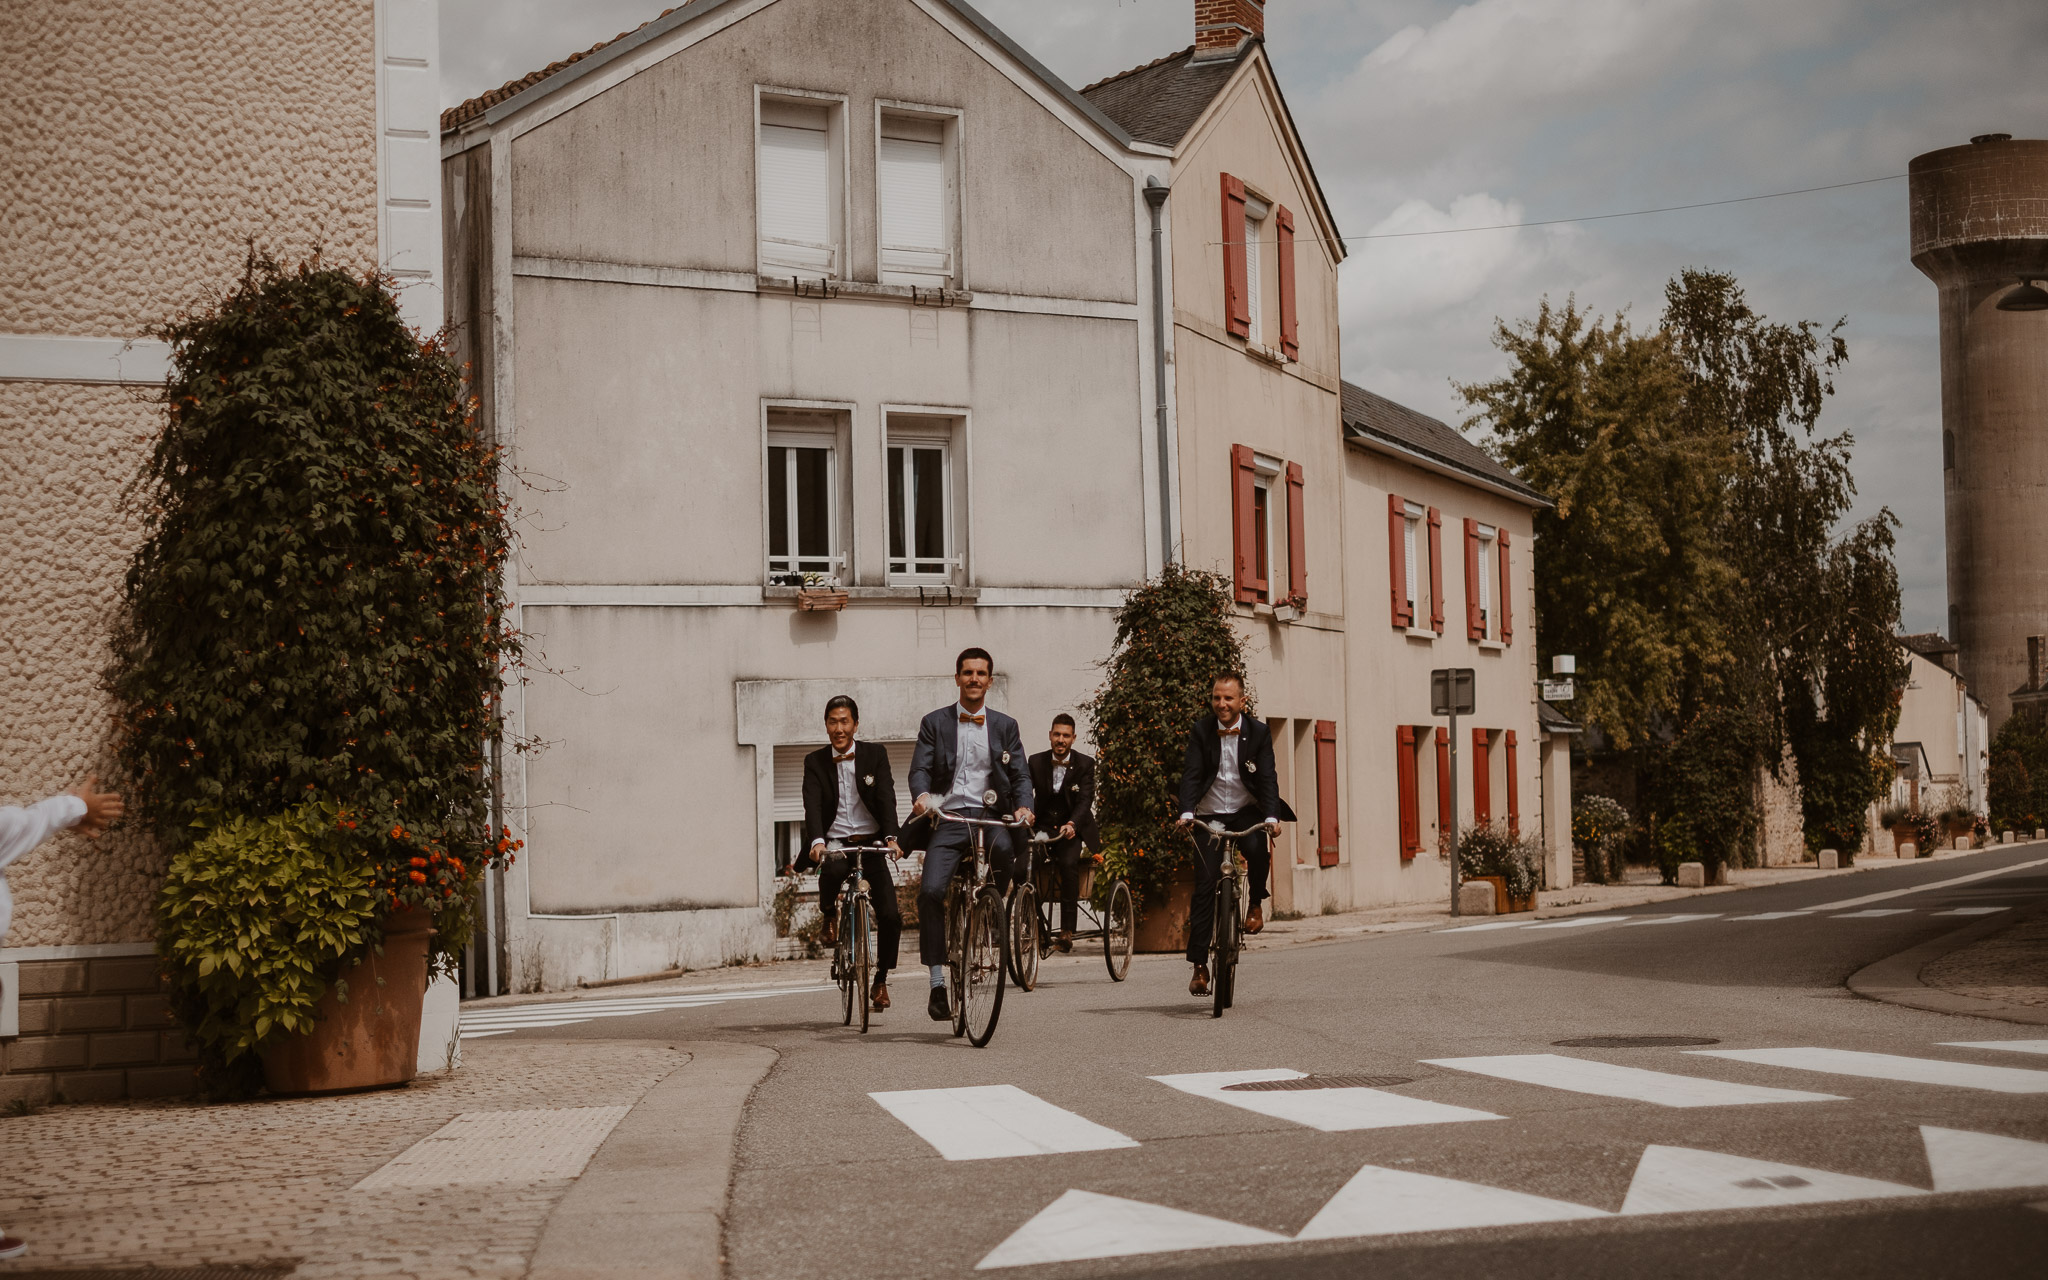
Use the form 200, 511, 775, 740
1847, 896, 2048, 1026
527, 1040, 778, 1279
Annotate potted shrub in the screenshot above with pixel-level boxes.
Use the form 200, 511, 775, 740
1083, 564, 1253, 951
1572, 794, 1630, 885
1458, 822, 1540, 913
113, 255, 523, 1096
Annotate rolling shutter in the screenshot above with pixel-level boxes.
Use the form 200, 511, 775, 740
758, 110, 834, 274
1276, 205, 1298, 360
1428, 507, 1444, 634
1499, 528, 1513, 645
1394, 724, 1415, 862
878, 117, 949, 284
1464, 518, 1484, 639
772, 745, 812, 822
1388, 493, 1411, 628
1435, 726, 1452, 854
1505, 730, 1520, 837
1472, 728, 1492, 827
1285, 462, 1307, 607
1232, 444, 1262, 604
1221, 173, 1250, 339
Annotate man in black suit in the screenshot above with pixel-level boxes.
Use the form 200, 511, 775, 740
906, 647, 1034, 1022
801, 694, 902, 1011
1028, 713, 1099, 952
1175, 672, 1295, 996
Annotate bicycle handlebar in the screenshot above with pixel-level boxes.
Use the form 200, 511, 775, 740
1200, 821, 1275, 840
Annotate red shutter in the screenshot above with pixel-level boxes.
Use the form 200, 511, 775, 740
1505, 730, 1520, 837
1394, 723, 1416, 861
1221, 174, 1250, 339
1315, 720, 1341, 866
1276, 205, 1299, 360
1388, 494, 1411, 629
1498, 527, 1513, 645
1285, 462, 1306, 607
1472, 728, 1492, 827
1463, 518, 1483, 639
1427, 506, 1444, 634
1435, 726, 1452, 852
1231, 444, 1261, 603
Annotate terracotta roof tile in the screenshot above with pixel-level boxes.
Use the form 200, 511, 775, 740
441, 8, 679, 134
1341, 381, 1547, 504
1078, 45, 1241, 147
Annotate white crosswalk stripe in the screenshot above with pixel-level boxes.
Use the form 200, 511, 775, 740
1933, 906, 2009, 916
456, 984, 834, 1039
1942, 1039, 2048, 1056
1423, 1054, 1843, 1107
1622, 913, 1722, 926
1831, 908, 1912, 918
1729, 911, 1813, 920
871, 1085, 1139, 1160
1151, 1069, 1500, 1131
1524, 915, 1627, 930
1692, 1047, 2048, 1094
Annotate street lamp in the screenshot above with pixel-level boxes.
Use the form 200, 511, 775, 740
1995, 279, 2048, 312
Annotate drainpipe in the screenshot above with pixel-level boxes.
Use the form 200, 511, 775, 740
1143, 177, 1174, 565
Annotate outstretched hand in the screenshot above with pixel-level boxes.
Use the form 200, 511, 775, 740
69, 775, 124, 836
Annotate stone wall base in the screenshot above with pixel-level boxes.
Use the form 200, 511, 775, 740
0, 950, 197, 1105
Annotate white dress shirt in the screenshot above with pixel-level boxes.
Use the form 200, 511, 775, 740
1184, 721, 1253, 819
944, 704, 995, 811
1051, 753, 1070, 794
0, 793, 86, 942
824, 743, 880, 844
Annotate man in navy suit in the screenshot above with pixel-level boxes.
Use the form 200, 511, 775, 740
906, 647, 1034, 1022
1175, 672, 1295, 997
800, 695, 902, 1011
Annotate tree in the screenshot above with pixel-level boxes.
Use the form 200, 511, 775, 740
1989, 714, 2048, 833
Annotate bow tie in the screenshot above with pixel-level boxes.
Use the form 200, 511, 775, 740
1218, 725, 1240, 737
834, 752, 857, 762
959, 713, 984, 725
1052, 754, 1069, 765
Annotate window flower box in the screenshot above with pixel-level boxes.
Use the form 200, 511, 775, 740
796, 586, 848, 611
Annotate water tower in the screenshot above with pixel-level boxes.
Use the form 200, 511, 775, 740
1908, 134, 2048, 734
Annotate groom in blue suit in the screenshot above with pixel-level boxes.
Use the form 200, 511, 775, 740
906, 646, 1034, 1021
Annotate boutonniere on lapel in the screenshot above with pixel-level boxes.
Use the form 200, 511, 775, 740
1245, 761, 1258, 774
863, 775, 874, 786
1001, 750, 1011, 764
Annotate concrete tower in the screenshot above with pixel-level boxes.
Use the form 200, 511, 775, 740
1909, 135, 2048, 735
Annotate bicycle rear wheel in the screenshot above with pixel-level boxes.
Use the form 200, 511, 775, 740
963, 890, 1007, 1047
948, 885, 969, 1038
852, 894, 874, 1034
836, 905, 855, 1026
1007, 884, 1040, 991
1103, 879, 1134, 981
1211, 877, 1238, 1018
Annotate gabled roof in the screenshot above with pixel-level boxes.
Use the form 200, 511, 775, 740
1341, 381, 1549, 506
1900, 632, 1959, 660
1079, 46, 1237, 148
441, 0, 1134, 147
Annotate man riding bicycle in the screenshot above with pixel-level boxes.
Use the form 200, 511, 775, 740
1175, 672, 1294, 997
905, 647, 1034, 1022
800, 695, 902, 1012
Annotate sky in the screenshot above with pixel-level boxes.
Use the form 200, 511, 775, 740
440, 0, 2048, 634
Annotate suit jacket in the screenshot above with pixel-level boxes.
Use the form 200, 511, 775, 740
801, 740, 901, 854
1028, 749, 1100, 849
1177, 714, 1298, 822
903, 705, 1034, 851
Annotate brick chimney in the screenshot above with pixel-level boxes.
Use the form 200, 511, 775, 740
1194, 0, 1264, 61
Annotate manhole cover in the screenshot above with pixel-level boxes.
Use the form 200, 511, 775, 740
1552, 1035, 1721, 1049
1222, 1074, 1414, 1091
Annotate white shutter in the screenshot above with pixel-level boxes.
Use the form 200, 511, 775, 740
773, 745, 812, 822
759, 112, 834, 274
879, 131, 949, 284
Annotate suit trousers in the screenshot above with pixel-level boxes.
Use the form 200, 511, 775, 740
817, 848, 902, 975
1185, 807, 1272, 965
1040, 836, 1087, 934
916, 807, 1017, 966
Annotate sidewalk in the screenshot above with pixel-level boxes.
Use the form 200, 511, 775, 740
1922, 910, 2048, 1010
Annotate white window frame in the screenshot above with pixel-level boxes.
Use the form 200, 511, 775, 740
1403, 501, 1427, 632
756, 88, 848, 279
762, 403, 852, 585
1476, 522, 1498, 640
1244, 195, 1270, 346
875, 101, 961, 289
1252, 451, 1285, 605
885, 416, 962, 584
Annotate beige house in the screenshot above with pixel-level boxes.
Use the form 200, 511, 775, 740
0, 0, 445, 1101
1876, 634, 1988, 853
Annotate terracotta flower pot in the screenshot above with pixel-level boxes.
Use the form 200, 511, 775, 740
262, 908, 434, 1095
1132, 871, 1196, 953
1471, 875, 1535, 914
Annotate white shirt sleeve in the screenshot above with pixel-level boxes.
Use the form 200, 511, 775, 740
0, 794, 88, 872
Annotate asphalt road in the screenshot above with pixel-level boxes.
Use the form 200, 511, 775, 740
478, 845, 2048, 1278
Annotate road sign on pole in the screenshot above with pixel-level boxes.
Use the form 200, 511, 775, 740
1431, 669, 1475, 915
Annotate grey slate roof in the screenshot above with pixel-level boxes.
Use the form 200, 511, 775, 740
1341, 381, 1548, 505
1079, 46, 1239, 147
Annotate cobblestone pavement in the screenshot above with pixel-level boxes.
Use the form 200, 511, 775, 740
0, 1040, 684, 1278
1924, 910, 2048, 1009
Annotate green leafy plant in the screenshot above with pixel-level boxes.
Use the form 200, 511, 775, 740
156, 802, 380, 1081
1083, 564, 1252, 917
1457, 822, 1541, 901
1989, 714, 2047, 834
110, 252, 524, 979
1571, 794, 1630, 884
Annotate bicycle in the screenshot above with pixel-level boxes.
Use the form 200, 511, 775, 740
1021, 838, 1135, 983
820, 838, 896, 1034
924, 797, 1028, 1047
1192, 821, 1269, 1018
1006, 832, 1050, 991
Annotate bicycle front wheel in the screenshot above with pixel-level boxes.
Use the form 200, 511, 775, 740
963, 890, 1007, 1047
948, 886, 969, 1038
1103, 879, 1134, 981
1007, 883, 1040, 991
1211, 878, 1238, 1019
852, 894, 874, 1034
836, 912, 855, 1026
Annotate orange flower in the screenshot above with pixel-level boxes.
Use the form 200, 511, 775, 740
409, 870, 427, 884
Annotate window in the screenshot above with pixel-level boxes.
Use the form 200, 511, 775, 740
1235, 450, 1296, 607
1402, 505, 1421, 623
1221, 174, 1250, 339
1252, 472, 1272, 594
1472, 728, 1494, 827
758, 97, 841, 276
878, 113, 953, 286
1314, 719, 1340, 866
1464, 518, 1508, 642
1477, 525, 1495, 637
1397, 725, 1420, 859
765, 411, 844, 582
886, 416, 959, 582
1504, 730, 1520, 837
1244, 196, 1268, 345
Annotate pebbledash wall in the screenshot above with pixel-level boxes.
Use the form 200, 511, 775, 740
0, 0, 445, 1103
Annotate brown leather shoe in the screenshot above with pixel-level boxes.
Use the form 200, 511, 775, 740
870, 980, 890, 1011
1057, 931, 1074, 953
1189, 965, 1211, 996
821, 918, 838, 948
1245, 905, 1264, 935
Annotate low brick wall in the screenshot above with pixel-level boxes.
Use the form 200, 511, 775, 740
0, 947, 197, 1104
